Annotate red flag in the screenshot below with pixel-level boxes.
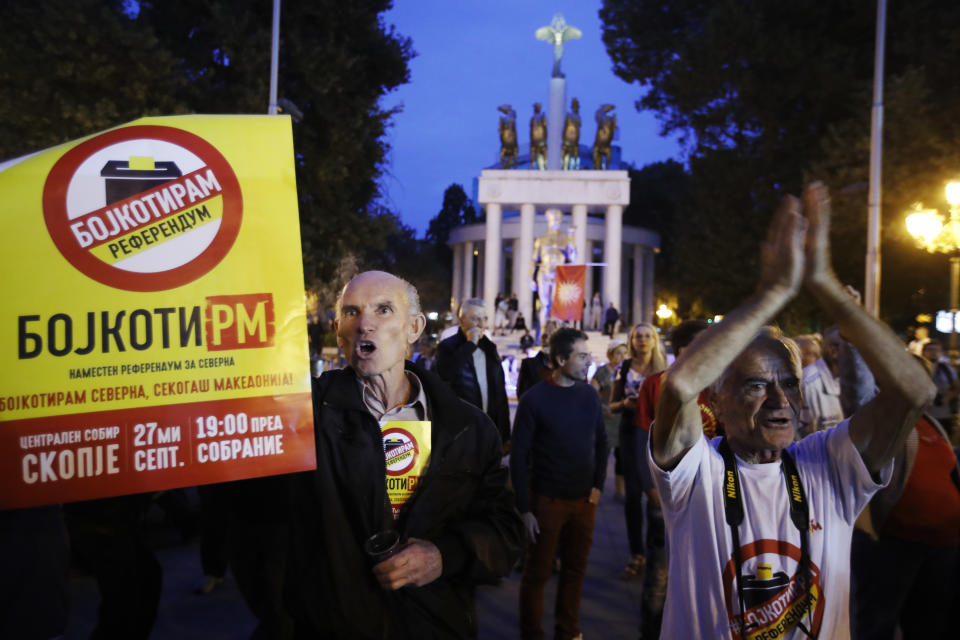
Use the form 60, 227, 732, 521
552, 265, 586, 321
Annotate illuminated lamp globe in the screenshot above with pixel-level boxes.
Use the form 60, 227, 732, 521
905, 203, 942, 247
656, 304, 673, 320
946, 181, 960, 206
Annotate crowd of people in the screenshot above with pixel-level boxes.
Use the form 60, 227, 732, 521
578, 184, 957, 639
5, 183, 960, 640
453, 182, 957, 639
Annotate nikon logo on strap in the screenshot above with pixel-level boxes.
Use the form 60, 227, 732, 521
725, 469, 738, 499
789, 474, 803, 503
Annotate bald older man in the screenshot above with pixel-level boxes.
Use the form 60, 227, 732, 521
287, 271, 523, 639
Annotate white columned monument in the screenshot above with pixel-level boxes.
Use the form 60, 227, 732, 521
448, 14, 660, 330
473, 170, 638, 324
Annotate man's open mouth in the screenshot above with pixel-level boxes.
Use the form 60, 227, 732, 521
763, 416, 792, 428
358, 340, 377, 355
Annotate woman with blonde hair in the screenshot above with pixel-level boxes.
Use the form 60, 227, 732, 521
610, 322, 667, 579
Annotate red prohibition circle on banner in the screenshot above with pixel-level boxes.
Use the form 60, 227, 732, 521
42, 125, 242, 292
382, 427, 419, 477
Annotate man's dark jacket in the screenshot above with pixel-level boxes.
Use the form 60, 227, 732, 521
286, 361, 523, 639
435, 331, 511, 446
517, 351, 551, 399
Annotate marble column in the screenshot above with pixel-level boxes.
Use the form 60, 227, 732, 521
547, 77, 565, 170
451, 243, 463, 313
511, 238, 522, 298
603, 205, 623, 324
518, 203, 536, 327
499, 241, 509, 295
461, 240, 474, 305
476, 241, 485, 301
584, 240, 594, 329
483, 204, 502, 323
572, 204, 588, 264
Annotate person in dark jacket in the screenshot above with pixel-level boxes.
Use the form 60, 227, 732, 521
603, 302, 620, 338
516, 332, 551, 400
287, 271, 523, 639
514, 312, 528, 332
436, 298, 511, 450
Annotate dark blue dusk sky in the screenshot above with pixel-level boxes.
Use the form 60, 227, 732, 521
380, 0, 685, 235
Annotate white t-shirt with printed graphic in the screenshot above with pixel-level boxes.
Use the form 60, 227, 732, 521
649, 420, 889, 639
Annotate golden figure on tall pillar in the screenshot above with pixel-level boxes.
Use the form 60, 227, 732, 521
592, 104, 617, 170
530, 103, 547, 170
562, 98, 581, 171
498, 104, 518, 169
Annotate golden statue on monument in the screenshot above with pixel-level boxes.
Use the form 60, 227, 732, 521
498, 104, 518, 169
530, 102, 547, 171
592, 104, 617, 170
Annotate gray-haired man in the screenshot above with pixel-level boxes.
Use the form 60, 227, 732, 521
650, 185, 934, 638
436, 298, 511, 450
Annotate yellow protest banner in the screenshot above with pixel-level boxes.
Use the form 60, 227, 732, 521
0, 115, 315, 508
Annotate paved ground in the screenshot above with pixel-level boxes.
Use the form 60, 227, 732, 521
64, 455, 642, 640
65, 329, 645, 639
476, 459, 644, 639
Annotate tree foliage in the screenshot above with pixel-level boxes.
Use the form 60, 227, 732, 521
1, 0, 415, 295
425, 184, 479, 261
0, 0, 186, 159
812, 68, 960, 329
138, 0, 414, 290
408, 183, 483, 312
601, 0, 960, 328
623, 161, 690, 294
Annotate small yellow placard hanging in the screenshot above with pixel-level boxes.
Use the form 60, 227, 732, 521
381, 420, 431, 518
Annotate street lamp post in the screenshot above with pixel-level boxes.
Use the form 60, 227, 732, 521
905, 182, 960, 364
951, 256, 960, 359
655, 303, 675, 330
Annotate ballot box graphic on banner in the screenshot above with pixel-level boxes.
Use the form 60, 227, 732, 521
0, 115, 316, 509
101, 158, 183, 204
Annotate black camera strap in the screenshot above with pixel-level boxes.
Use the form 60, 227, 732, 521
718, 438, 816, 639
